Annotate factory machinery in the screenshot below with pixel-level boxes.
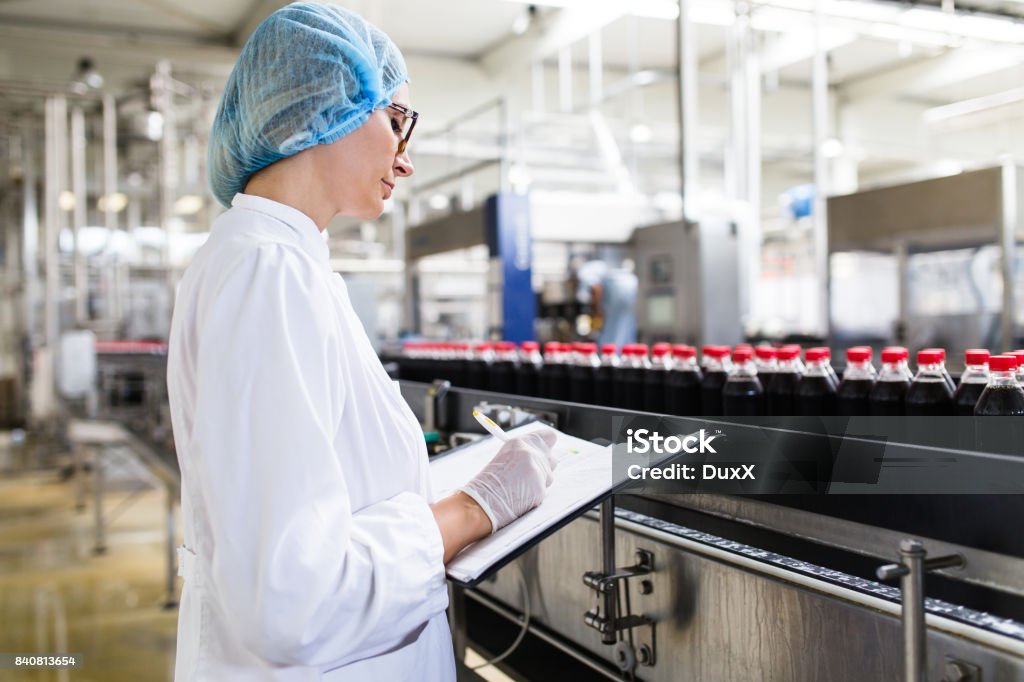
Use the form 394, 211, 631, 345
397, 379, 1024, 682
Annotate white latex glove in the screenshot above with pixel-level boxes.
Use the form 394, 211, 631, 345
460, 428, 559, 534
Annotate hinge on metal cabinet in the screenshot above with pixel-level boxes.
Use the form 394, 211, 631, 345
582, 499, 657, 674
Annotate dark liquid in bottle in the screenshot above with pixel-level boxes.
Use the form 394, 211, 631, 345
568, 364, 596, 404
490, 360, 517, 394
798, 375, 837, 416
617, 366, 647, 411
767, 373, 800, 416
837, 378, 874, 416
954, 382, 987, 416
541, 363, 569, 401
643, 369, 668, 413
723, 377, 764, 416
869, 380, 909, 416
594, 365, 615, 407
666, 369, 702, 416
517, 361, 541, 397
974, 385, 1024, 416
905, 380, 955, 416
700, 370, 728, 417
465, 359, 491, 391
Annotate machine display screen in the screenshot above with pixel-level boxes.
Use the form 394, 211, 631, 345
647, 294, 676, 326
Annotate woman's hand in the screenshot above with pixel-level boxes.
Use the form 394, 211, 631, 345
430, 429, 558, 564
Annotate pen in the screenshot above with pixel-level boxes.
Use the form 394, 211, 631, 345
473, 410, 510, 442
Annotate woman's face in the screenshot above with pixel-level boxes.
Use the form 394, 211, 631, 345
314, 83, 415, 220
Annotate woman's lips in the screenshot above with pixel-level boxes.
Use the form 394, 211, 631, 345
382, 180, 394, 199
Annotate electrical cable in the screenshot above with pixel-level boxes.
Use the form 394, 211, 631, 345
469, 562, 531, 671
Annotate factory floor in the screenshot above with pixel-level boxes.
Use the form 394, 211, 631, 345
0, 435, 512, 682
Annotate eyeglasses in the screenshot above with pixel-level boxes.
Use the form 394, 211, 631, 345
387, 102, 419, 155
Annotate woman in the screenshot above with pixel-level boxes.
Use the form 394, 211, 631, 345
167, 4, 557, 680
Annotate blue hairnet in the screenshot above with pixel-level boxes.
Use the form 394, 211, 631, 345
208, 2, 408, 207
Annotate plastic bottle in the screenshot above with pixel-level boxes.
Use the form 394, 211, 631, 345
540, 342, 569, 400
444, 342, 470, 388
953, 349, 990, 416
921, 347, 956, 394
644, 343, 672, 413
780, 344, 805, 375
805, 346, 840, 389
723, 347, 764, 416
869, 347, 912, 416
797, 347, 838, 416
616, 344, 651, 411
594, 344, 619, 407
700, 345, 731, 417
516, 341, 543, 397
754, 346, 778, 392
666, 345, 702, 416
837, 346, 877, 416
465, 342, 494, 390
489, 341, 519, 394
569, 342, 600, 404
767, 345, 802, 416
974, 354, 1024, 416
905, 349, 956, 416
1009, 350, 1024, 386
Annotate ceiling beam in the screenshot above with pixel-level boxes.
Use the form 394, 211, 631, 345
839, 44, 1024, 101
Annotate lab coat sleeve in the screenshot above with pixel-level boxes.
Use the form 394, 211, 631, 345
189, 243, 448, 669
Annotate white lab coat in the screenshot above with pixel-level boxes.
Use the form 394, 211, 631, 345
167, 194, 455, 681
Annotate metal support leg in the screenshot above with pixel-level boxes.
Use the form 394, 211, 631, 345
92, 446, 106, 554
600, 496, 617, 646
877, 539, 966, 682
448, 583, 468, 665
73, 446, 85, 512
164, 487, 177, 609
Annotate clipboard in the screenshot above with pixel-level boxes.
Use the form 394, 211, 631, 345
430, 421, 620, 587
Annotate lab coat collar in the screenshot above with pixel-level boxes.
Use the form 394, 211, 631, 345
231, 193, 330, 265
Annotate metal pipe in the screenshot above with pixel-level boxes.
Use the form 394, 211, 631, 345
677, 0, 698, 212
588, 31, 603, 108
812, 0, 831, 338
600, 496, 617, 645
20, 128, 39, 359
899, 539, 927, 682
102, 95, 121, 324
1000, 160, 1017, 351
70, 105, 87, 324
154, 61, 178, 314
93, 446, 106, 554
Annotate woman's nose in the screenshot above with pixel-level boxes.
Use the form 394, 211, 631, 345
394, 151, 414, 178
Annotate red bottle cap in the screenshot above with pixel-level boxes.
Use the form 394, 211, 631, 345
989, 355, 1018, 372
921, 347, 946, 361
473, 342, 493, 352
780, 344, 802, 355
600, 343, 618, 355
846, 346, 872, 363
917, 349, 944, 365
777, 346, 801, 361
543, 342, 560, 353
732, 347, 754, 363
495, 341, 516, 352
805, 347, 831, 362
633, 343, 650, 355
579, 342, 598, 354
754, 346, 777, 361
702, 345, 728, 359
521, 341, 539, 352
652, 342, 672, 355
964, 349, 989, 365
881, 346, 908, 363
672, 344, 696, 359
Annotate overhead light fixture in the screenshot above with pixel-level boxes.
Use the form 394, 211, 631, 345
173, 194, 204, 215
428, 193, 451, 210
145, 111, 164, 141
629, 124, 653, 143
512, 4, 536, 35
821, 137, 845, 159
59, 190, 76, 211
69, 56, 103, 95
97, 192, 128, 213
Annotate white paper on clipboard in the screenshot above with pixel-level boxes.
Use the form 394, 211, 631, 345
430, 421, 613, 584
